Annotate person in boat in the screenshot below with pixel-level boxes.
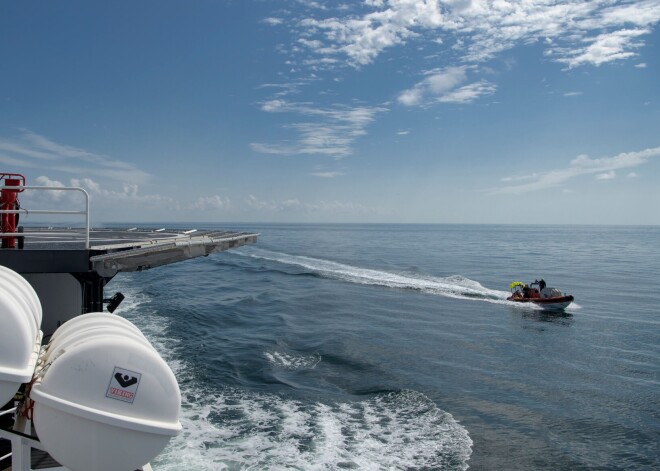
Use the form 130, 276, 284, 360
539, 278, 546, 291
522, 284, 530, 298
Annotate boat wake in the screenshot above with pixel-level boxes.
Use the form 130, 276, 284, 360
264, 350, 321, 371
239, 247, 510, 305
168, 387, 473, 471
110, 278, 473, 471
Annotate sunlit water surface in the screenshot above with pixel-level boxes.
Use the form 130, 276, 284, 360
108, 224, 660, 470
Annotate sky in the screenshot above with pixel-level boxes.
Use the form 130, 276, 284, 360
1, 0, 659, 225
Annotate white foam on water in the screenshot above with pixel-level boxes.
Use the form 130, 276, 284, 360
109, 276, 473, 471
155, 388, 473, 471
241, 247, 511, 305
264, 350, 321, 370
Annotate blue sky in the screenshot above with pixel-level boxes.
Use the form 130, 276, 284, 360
1, 0, 659, 224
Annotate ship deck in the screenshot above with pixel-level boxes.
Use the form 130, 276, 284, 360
0, 226, 257, 470
0, 227, 258, 275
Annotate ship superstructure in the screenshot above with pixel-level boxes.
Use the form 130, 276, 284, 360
0, 175, 258, 470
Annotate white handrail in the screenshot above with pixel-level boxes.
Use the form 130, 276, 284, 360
0, 185, 90, 249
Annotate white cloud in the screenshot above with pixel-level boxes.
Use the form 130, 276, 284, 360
261, 99, 289, 112
298, 1, 445, 67
245, 195, 302, 211
398, 67, 495, 106
501, 173, 539, 183
245, 194, 376, 215
311, 171, 344, 178
35, 176, 65, 187
635, 62, 648, 68
595, 170, 616, 180
293, 1, 660, 69
627, 172, 639, 178
256, 82, 305, 98
295, 0, 326, 9
252, 100, 387, 157
189, 195, 232, 210
33, 176, 67, 201
18, 176, 179, 215
437, 80, 496, 103
599, 0, 660, 27
262, 17, 284, 26
398, 87, 424, 106
490, 146, 660, 194
69, 177, 176, 207
557, 28, 649, 68
0, 130, 151, 184
256, 2, 660, 165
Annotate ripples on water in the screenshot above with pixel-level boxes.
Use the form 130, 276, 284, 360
115, 284, 472, 470
109, 224, 660, 470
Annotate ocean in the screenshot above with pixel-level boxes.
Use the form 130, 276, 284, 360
107, 224, 660, 470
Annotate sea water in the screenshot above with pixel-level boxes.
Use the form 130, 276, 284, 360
107, 224, 660, 470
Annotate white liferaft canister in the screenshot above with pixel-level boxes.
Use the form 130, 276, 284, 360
30, 329, 182, 471
0, 266, 42, 405
46, 311, 146, 345
0, 265, 42, 328
41, 312, 153, 363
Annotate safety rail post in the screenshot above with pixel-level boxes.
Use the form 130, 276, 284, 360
0, 185, 90, 249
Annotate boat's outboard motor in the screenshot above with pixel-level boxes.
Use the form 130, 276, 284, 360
540, 287, 563, 298
29, 313, 182, 471
0, 265, 42, 405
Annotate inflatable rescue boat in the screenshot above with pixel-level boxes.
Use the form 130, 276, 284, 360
507, 280, 574, 311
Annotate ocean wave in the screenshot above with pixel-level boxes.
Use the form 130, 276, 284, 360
155, 386, 472, 471
264, 350, 321, 371
110, 277, 472, 470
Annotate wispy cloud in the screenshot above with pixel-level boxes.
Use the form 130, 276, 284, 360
0, 130, 152, 184
311, 171, 344, 178
262, 17, 284, 26
245, 194, 376, 215
398, 66, 496, 106
245, 195, 303, 211
500, 173, 539, 183
437, 80, 496, 104
297, 1, 445, 67
27, 175, 236, 216
257, 1, 660, 126
22, 176, 177, 211
595, 170, 616, 180
295, 0, 327, 10
288, 1, 660, 69
489, 146, 660, 194
251, 100, 387, 157
189, 195, 232, 210
0, 132, 241, 216
255, 2, 660, 167
554, 28, 650, 69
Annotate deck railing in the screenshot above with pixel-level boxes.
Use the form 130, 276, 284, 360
0, 185, 90, 249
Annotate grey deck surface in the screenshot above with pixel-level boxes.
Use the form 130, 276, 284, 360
0, 227, 258, 274
7, 227, 250, 250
